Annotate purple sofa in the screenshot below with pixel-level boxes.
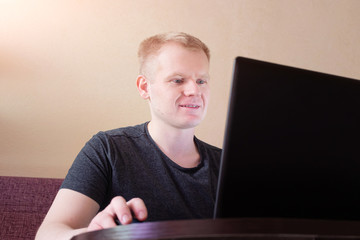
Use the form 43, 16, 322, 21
0, 176, 63, 240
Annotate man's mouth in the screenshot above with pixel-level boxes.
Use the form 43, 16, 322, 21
179, 104, 200, 109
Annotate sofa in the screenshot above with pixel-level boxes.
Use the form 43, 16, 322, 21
0, 176, 63, 240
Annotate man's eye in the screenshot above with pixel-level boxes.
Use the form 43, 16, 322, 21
173, 79, 183, 84
197, 79, 207, 84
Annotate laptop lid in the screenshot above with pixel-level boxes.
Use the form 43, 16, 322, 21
214, 57, 360, 221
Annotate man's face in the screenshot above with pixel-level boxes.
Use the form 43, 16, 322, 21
146, 42, 210, 130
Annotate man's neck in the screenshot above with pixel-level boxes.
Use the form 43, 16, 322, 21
147, 121, 200, 168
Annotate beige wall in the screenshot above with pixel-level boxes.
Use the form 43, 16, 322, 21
1, 0, 359, 178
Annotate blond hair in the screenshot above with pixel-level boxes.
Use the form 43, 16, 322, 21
138, 32, 210, 75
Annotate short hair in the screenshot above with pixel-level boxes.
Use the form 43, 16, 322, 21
138, 32, 210, 75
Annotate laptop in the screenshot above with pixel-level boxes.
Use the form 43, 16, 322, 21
214, 57, 360, 221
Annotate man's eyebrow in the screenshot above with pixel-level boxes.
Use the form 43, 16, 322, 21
168, 72, 210, 79
200, 74, 210, 79
169, 72, 184, 77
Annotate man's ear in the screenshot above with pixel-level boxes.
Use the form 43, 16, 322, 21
136, 75, 150, 99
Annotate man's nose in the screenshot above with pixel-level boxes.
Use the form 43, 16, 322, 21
183, 80, 200, 96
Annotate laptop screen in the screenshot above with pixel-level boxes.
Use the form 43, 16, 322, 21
214, 57, 360, 221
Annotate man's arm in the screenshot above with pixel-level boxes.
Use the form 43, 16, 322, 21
35, 189, 99, 240
36, 189, 148, 240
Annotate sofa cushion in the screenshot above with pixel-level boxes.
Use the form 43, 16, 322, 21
0, 176, 63, 240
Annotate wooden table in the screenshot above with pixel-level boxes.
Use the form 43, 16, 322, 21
72, 218, 360, 240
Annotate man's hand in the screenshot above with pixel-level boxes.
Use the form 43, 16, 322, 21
87, 196, 148, 231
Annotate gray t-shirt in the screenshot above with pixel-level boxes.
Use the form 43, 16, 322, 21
61, 122, 221, 221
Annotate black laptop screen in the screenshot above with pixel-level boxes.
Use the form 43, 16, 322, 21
214, 57, 360, 221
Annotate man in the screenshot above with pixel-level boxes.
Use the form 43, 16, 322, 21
36, 32, 221, 240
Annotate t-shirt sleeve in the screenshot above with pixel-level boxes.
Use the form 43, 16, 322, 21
60, 132, 112, 206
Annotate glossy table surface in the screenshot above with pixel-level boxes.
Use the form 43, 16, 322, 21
72, 218, 360, 240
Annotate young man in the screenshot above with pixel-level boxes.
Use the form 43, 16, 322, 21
36, 32, 221, 240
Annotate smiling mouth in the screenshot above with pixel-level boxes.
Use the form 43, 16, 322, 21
179, 104, 200, 109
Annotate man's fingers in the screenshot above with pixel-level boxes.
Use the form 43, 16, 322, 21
87, 211, 117, 231
127, 198, 148, 221
108, 196, 133, 225
110, 197, 148, 223
87, 196, 148, 231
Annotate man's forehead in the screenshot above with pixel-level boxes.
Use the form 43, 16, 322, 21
146, 43, 209, 79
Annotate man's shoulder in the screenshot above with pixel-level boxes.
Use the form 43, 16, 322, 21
195, 137, 222, 154
97, 122, 148, 139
